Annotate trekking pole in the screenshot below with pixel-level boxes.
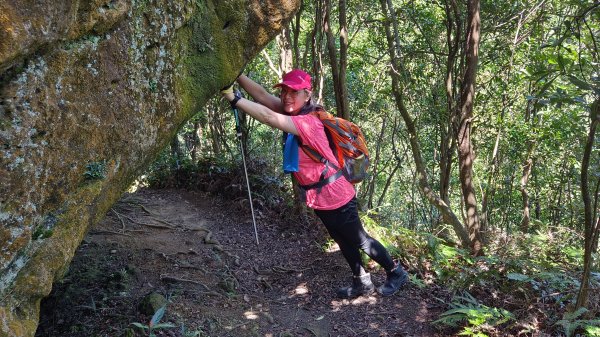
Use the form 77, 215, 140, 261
231, 90, 259, 245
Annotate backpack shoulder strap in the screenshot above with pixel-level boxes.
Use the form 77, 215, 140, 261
298, 139, 340, 171
297, 114, 340, 171
294, 111, 342, 192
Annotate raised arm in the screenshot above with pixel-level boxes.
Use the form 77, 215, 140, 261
221, 89, 298, 136
237, 74, 282, 112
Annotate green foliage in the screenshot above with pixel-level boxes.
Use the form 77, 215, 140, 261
320, 238, 338, 253
179, 323, 203, 337
84, 160, 107, 180
363, 210, 594, 336
32, 213, 58, 240
555, 307, 600, 337
131, 305, 176, 337
588, 326, 600, 337
143, 126, 235, 186
506, 270, 580, 307
148, 79, 157, 93
433, 292, 514, 337
517, 230, 585, 269
425, 235, 472, 283
32, 226, 53, 240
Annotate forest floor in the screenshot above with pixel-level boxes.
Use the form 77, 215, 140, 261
35, 185, 453, 337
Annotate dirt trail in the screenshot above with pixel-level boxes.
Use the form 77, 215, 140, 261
37, 188, 444, 337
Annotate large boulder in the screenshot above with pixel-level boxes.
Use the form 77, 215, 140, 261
0, 1, 299, 336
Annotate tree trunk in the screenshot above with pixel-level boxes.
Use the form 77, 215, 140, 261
208, 102, 231, 157
520, 156, 533, 233
291, 1, 303, 68
379, 0, 471, 248
338, 0, 349, 120
324, 0, 349, 119
277, 27, 293, 73
170, 135, 184, 170
551, 158, 569, 227
191, 121, 202, 163
576, 98, 600, 309
310, 0, 325, 102
377, 162, 401, 209
366, 116, 387, 209
480, 3, 531, 235
480, 127, 502, 241
455, 0, 483, 255
440, 0, 460, 205
278, 14, 308, 217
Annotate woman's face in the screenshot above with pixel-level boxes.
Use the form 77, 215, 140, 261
280, 87, 311, 115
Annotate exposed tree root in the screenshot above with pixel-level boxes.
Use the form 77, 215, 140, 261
111, 206, 175, 229
89, 230, 133, 237
156, 252, 209, 273
160, 274, 211, 291
119, 201, 178, 228
223, 322, 246, 332
111, 209, 126, 231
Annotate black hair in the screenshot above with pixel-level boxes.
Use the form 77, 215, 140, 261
298, 97, 324, 115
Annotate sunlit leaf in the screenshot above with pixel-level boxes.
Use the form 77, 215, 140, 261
585, 325, 600, 336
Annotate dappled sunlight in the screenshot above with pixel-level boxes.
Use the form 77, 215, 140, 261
415, 300, 433, 323
243, 310, 260, 320
293, 282, 309, 295
283, 281, 311, 300
231, 304, 277, 332
368, 322, 383, 330
330, 294, 378, 311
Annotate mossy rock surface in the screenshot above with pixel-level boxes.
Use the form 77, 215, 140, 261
138, 293, 168, 316
0, 1, 300, 336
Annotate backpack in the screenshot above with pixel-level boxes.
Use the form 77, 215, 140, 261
299, 109, 370, 191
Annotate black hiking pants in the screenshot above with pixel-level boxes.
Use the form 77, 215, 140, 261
314, 197, 395, 276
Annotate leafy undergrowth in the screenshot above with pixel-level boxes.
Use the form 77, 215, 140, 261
363, 215, 600, 337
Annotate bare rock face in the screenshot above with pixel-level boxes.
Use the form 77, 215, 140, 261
0, 1, 299, 335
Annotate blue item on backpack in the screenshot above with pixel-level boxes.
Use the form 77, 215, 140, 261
283, 133, 299, 173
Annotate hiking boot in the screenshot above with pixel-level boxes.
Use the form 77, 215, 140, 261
336, 273, 375, 299
377, 266, 408, 297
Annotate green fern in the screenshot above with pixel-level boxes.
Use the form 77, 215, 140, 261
434, 292, 514, 337
555, 307, 600, 337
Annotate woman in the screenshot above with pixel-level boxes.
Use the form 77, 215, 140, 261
221, 69, 407, 298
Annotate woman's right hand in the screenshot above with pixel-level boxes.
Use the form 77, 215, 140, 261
220, 84, 235, 101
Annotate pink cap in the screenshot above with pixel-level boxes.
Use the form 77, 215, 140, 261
274, 69, 312, 91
